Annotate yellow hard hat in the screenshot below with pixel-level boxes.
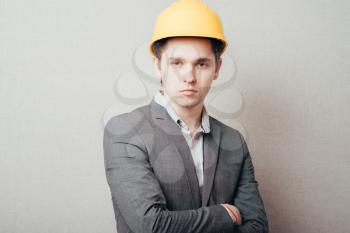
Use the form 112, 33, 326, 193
149, 0, 228, 57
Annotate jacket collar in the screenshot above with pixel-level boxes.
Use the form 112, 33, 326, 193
153, 89, 210, 134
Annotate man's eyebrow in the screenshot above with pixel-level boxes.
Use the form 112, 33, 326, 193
168, 57, 184, 61
196, 58, 213, 63
168, 57, 213, 62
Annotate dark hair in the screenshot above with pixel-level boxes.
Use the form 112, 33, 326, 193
151, 36, 225, 62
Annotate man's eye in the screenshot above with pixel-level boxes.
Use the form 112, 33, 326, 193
171, 61, 182, 66
197, 63, 209, 68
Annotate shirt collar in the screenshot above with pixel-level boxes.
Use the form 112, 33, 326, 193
153, 89, 210, 133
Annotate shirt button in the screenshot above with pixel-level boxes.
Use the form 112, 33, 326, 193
176, 119, 182, 126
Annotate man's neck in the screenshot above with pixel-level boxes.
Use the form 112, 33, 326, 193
162, 91, 203, 135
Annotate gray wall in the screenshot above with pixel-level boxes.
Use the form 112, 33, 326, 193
1, 0, 349, 232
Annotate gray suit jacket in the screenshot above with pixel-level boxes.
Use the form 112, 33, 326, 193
103, 98, 268, 233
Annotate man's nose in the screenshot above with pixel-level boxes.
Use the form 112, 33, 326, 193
181, 64, 196, 83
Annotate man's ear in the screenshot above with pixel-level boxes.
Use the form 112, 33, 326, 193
153, 56, 162, 79
214, 58, 222, 80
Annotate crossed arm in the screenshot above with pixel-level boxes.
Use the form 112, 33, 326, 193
103, 117, 268, 233
232, 133, 269, 233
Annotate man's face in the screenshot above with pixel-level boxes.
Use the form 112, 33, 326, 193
153, 37, 222, 110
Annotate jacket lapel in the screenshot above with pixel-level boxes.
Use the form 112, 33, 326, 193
149, 98, 202, 208
201, 118, 221, 206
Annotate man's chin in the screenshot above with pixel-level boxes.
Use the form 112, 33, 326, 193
176, 99, 202, 109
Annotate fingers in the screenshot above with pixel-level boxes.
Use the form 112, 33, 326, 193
221, 204, 242, 225
228, 205, 242, 225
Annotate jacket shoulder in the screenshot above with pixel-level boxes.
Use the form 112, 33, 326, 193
105, 104, 150, 129
209, 115, 242, 136
104, 104, 151, 141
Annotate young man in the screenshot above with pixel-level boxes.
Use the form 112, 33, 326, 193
103, 1, 268, 232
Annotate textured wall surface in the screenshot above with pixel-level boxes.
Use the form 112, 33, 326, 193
1, 0, 349, 232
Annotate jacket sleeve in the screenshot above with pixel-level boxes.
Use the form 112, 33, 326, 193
103, 116, 235, 233
233, 133, 269, 233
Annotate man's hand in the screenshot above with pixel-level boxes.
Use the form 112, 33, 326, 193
221, 204, 242, 225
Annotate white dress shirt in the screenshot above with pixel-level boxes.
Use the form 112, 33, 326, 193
153, 89, 211, 190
